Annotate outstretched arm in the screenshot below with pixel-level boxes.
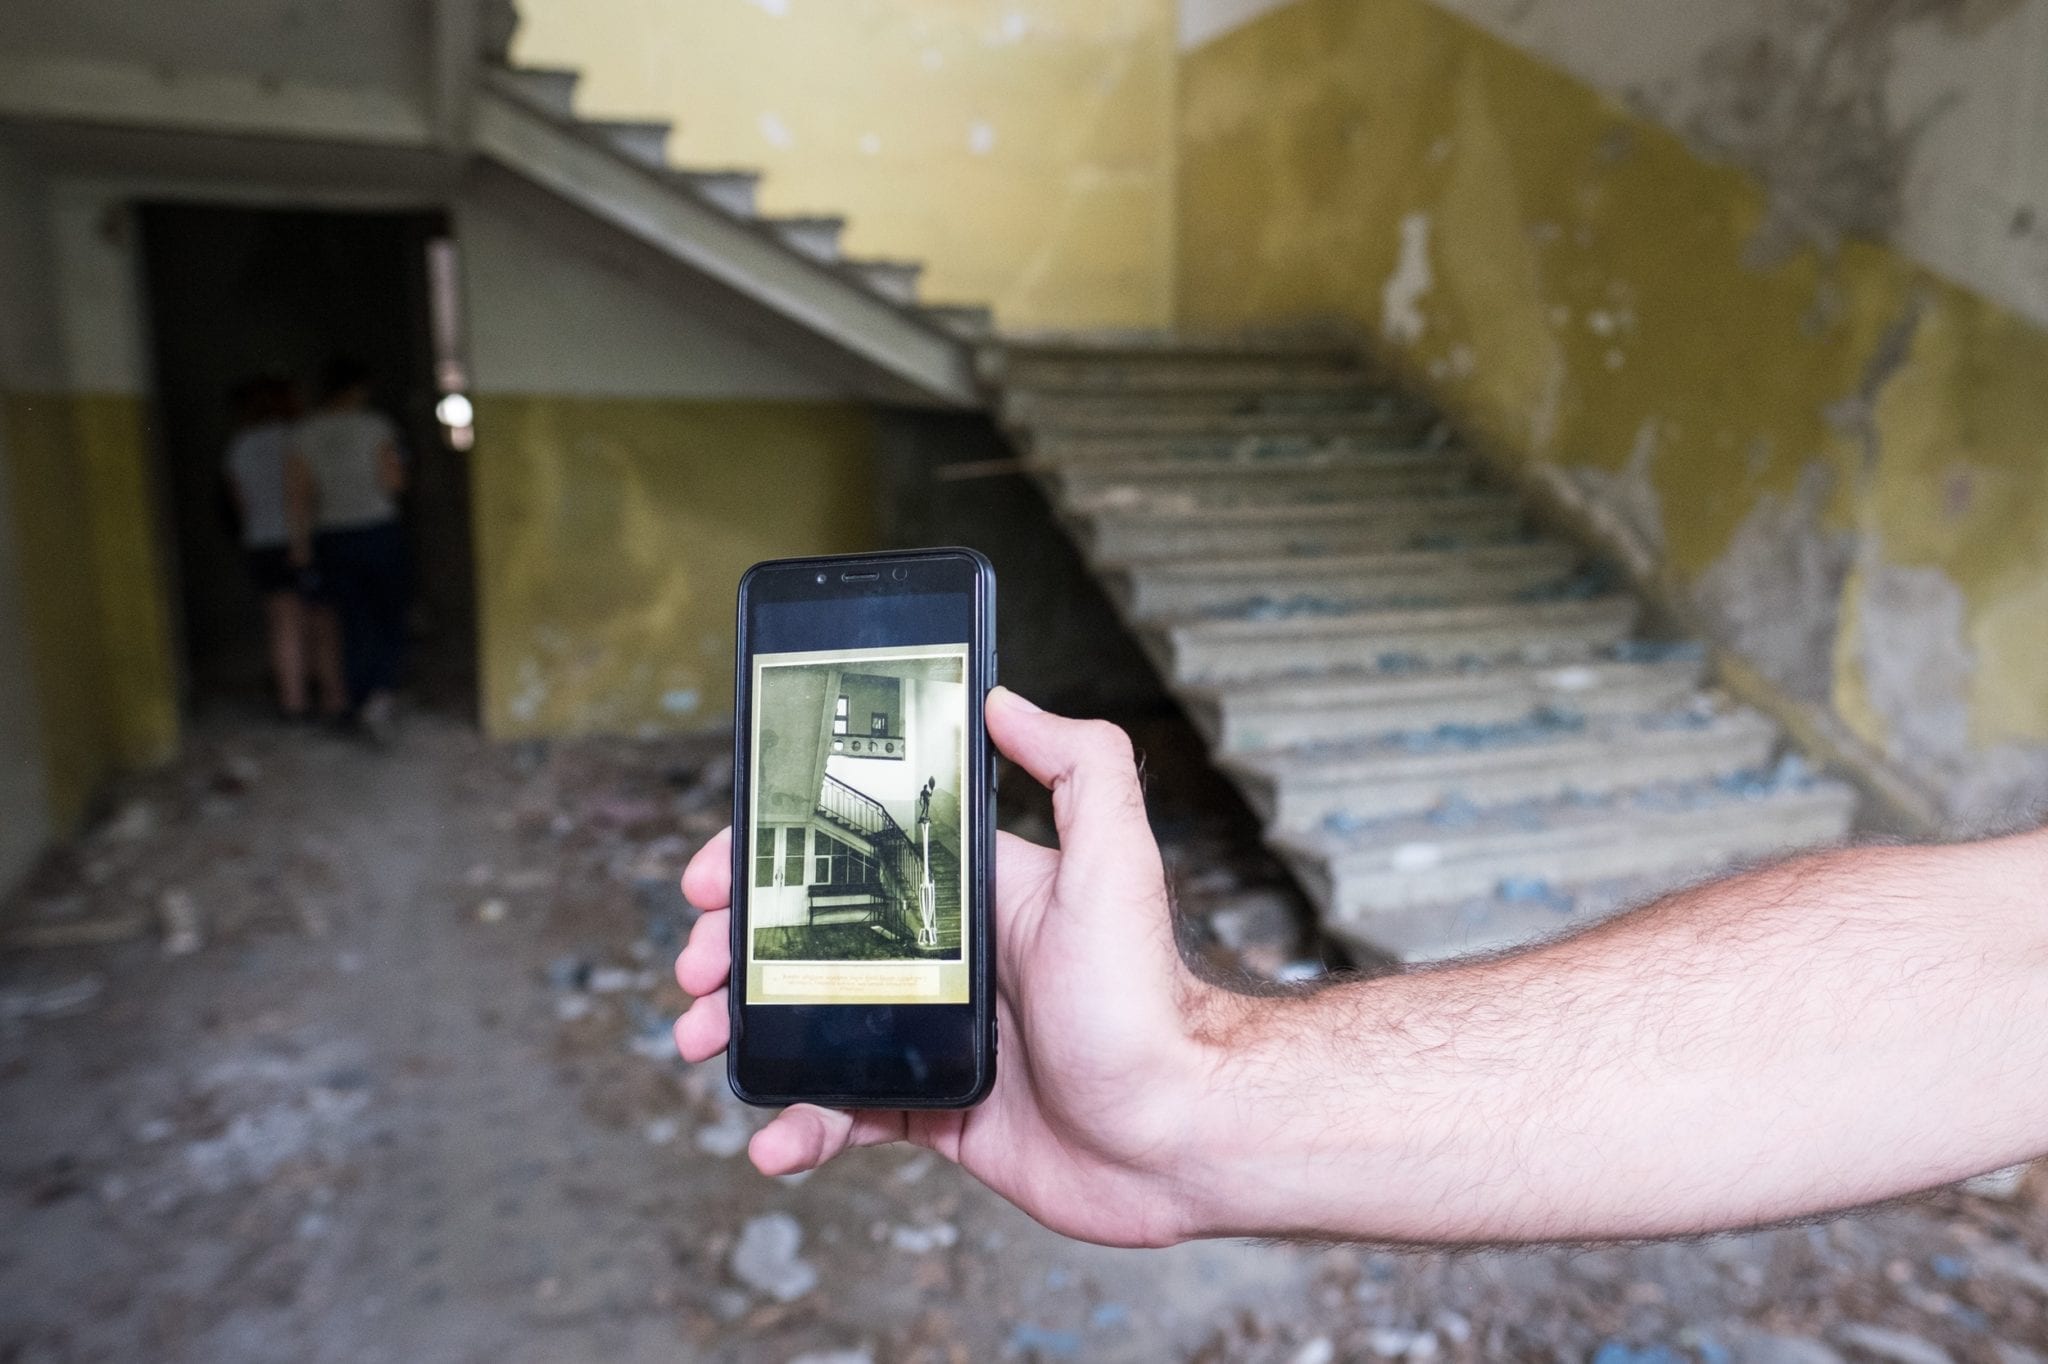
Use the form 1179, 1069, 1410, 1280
1189, 827, 2048, 1242
674, 690, 2048, 1247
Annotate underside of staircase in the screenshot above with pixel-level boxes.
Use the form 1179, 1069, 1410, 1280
479, 60, 989, 407
993, 336, 1860, 965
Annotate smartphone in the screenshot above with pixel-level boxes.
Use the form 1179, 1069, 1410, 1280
727, 547, 997, 1108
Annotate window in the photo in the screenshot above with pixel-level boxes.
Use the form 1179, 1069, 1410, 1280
814, 831, 875, 886
869, 712, 888, 737
754, 827, 777, 887
834, 695, 848, 734
783, 826, 806, 887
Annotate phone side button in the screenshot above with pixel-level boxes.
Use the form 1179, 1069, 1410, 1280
988, 751, 999, 793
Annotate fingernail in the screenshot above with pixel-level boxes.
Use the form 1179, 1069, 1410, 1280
991, 685, 1041, 714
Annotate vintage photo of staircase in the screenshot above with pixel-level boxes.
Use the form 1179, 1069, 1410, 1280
748, 648, 968, 971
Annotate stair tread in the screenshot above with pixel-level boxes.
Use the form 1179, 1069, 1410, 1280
1187, 654, 1705, 709
1001, 332, 1360, 362
1055, 444, 1462, 482
1088, 489, 1516, 529
1227, 707, 1775, 781
1276, 773, 1854, 868
1327, 869, 1716, 964
1127, 541, 1573, 583
1165, 594, 1635, 642
1033, 409, 1427, 434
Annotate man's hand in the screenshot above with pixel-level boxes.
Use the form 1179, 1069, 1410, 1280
672, 687, 1242, 1247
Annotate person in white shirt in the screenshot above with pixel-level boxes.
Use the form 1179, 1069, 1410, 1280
222, 376, 344, 721
286, 357, 409, 744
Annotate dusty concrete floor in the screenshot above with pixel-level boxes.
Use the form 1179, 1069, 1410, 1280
4, 707, 2048, 1364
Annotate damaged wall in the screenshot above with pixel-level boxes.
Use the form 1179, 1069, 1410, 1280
512, 0, 1178, 330
1176, 0, 2048, 829
0, 155, 181, 851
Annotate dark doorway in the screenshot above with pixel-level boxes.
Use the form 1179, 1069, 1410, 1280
136, 203, 475, 716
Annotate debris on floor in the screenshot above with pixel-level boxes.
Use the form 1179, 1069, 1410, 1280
2, 709, 2045, 1363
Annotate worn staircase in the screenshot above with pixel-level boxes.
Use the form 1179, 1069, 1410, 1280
993, 336, 1859, 965
479, 59, 990, 405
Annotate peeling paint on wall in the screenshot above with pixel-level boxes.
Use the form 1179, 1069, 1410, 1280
1426, 0, 2048, 328
1381, 212, 1434, 345
1178, 0, 2048, 828
1696, 464, 1852, 706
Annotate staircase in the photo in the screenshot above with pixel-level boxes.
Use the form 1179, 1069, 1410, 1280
993, 336, 1860, 965
811, 776, 960, 956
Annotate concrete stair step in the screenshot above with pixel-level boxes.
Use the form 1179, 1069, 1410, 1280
765, 215, 846, 263
1118, 542, 1581, 620
924, 303, 995, 339
1051, 441, 1463, 486
586, 118, 671, 168
494, 65, 580, 119
1278, 776, 1857, 918
670, 167, 760, 217
1326, 869, 1722, 964
1002, 362, 1373, 396
999, 332, 1359, 368
1160, 596, 1639, 685
1026, 404, 1429, 439
1232, 708, 1779, 833
1065, 464, 1479, 516
1004, 386, 1392, 424
844, 257, 922, 304
1083, 492, 1522, 563
1028, 430, 1445, 468
1185, 655, 1707, 754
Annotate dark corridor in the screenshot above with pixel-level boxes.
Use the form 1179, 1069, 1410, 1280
137, 203, 475, 714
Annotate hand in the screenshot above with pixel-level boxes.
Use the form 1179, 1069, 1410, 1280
672, 687, 1243, 1247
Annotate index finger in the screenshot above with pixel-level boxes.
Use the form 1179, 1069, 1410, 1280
681, 827, 733, 912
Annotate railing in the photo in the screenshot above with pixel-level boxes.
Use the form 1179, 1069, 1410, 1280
814, 774, 928, 945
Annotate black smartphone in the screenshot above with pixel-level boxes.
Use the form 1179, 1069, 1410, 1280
727, 547, 997, 1108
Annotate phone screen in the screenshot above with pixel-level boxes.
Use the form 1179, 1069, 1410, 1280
731, 551, 993, 1106
743, 642, 971, 1006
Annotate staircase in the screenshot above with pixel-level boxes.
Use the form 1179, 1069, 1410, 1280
478, 60, 991, 405
993, 335, 1860, 965
812, 775, 962, 957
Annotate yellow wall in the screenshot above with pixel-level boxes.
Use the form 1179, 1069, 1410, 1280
513, 0, 1176, 331
1177, 0, 2048, 823
472, 395, 877, 738
3, 392, 179, 826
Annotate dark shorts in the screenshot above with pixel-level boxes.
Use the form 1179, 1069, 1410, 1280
245, 546, 298, 596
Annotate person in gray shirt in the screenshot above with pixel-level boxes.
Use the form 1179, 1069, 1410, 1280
287, 358, 409, 744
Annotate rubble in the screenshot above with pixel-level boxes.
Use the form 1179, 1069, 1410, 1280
731, 1212, 819, 1302
0, 974, 104, 1022
158, 889, 203, 956
1829, 1324, 1954, 1364
3, 708, 2047, 1362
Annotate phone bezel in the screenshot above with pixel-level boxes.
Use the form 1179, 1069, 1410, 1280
726, 546, 997, 1109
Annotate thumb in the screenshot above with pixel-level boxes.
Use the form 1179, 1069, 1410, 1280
985, 687, 1163, 898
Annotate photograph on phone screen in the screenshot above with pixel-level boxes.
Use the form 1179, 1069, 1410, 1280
746, 644, 969, 1006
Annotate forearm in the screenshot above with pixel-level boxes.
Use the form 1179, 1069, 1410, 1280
1187, 828, 2048, 1244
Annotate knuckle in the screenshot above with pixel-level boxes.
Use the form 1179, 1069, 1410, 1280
1082, 719, 1134, 763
